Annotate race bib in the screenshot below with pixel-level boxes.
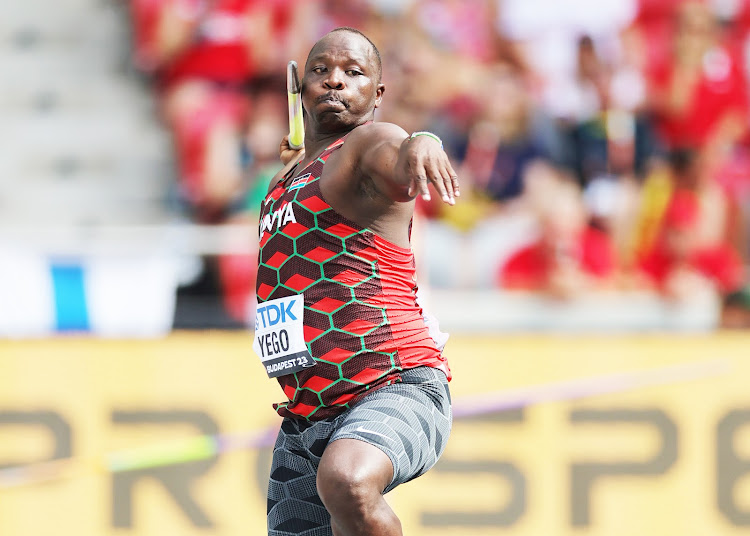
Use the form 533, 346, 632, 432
253, 295, 315, 378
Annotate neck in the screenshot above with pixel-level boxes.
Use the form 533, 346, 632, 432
301, 120, 367, 164
305, 132, 347, 153
304, 114, 374, 153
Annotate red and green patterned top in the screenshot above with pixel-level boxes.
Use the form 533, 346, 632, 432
255, 137, 451, 421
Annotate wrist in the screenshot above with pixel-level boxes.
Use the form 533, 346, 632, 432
408, 131, 443, 149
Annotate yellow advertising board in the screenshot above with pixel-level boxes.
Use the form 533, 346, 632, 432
1, 332, 749, 535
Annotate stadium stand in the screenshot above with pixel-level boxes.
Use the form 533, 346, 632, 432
0, 0, 174, 227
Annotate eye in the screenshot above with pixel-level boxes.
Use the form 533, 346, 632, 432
346, 69, 363, 76
311, 66, 326, 74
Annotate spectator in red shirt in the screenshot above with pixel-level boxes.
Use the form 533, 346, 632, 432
647, 1, 748, 179
638, 187, 745, 300
129, 0, 311, 222
498, 174, 617, 299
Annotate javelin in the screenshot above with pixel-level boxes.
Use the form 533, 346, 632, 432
287, 60, 304, 150
0, 358, 729, 488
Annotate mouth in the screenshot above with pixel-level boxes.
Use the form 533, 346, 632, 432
317, 92, 347, 109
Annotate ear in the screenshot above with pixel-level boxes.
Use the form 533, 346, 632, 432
374, 83, 385, 109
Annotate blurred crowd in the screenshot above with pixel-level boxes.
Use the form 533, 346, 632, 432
126, 0, 750, 327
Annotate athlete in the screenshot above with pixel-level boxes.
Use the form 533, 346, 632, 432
254, 27, 459, 536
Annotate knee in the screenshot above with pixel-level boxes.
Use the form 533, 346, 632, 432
316, 438, 394, 521
317, 460, 374, 515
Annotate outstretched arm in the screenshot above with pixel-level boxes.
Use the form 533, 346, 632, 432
351, 123, 459, 205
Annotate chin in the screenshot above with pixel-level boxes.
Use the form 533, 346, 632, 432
317, 113, 355, 130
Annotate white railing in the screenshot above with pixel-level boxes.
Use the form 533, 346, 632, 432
0, 223, 259, 256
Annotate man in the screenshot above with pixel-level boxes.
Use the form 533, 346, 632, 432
254, 27, 459, 536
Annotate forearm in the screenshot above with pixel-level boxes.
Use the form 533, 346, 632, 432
353, 123, 458, 205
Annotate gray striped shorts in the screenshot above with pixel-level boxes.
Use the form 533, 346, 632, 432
266, 366, 452, 536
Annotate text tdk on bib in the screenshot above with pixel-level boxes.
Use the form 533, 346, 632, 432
253, 295, 315, 378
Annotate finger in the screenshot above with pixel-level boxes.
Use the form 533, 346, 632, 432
426, 161, 451, 204
443, 157, 460, 197
439, 167, 456, 205
409, 174, 430, 201
451, 175, 460, 197
434, 159, 456, 199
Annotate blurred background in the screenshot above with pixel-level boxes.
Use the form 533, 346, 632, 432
2, 0, 750, 534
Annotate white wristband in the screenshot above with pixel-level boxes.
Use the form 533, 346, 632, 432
409, 131, 443, 149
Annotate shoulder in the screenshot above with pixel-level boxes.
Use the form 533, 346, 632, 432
330, 122, 409, 184
339, 122, 408, 154
322, 122, 408, 184
319, 122, 411, 224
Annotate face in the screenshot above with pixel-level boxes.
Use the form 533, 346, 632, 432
302, 31, 384, 133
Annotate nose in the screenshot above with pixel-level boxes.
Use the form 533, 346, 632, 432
324, 67, 345, 89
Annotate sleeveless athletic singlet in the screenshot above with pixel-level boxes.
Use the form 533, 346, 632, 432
256, 136, 451, 420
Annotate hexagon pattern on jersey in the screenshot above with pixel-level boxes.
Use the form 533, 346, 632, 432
257, 143, 401, 420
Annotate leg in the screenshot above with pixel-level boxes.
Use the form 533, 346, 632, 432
267, 419, 335, 536
317, 438, 402, 536
319, 367, 453, 535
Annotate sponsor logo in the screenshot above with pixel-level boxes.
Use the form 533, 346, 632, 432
354, 425, 394, 443
255, 299, 298, 330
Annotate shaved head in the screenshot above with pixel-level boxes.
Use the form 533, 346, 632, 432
307, 27, 382, 82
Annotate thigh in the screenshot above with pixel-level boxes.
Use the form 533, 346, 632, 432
267, 418, 335, 536
330, 367, 452, 494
